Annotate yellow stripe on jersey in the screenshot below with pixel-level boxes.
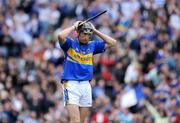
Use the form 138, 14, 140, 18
67, 48, 93, 65
67, 57, 77, 63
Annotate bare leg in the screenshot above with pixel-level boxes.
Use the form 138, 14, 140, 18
79, 107, 90, 123
66, 104, 80, 123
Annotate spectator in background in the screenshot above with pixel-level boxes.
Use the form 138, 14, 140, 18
0, 0, 179, 122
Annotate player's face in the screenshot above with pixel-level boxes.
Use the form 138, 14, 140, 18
78, 32, 91, 44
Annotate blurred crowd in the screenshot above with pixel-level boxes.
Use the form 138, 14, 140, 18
0, 0, 180, 123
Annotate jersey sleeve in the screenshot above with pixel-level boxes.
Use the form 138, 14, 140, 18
59, 37, 73, 52
93, 40, 105, 54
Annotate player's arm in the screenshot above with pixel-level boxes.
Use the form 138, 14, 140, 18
58, 26, 74, 44
58, 21, 81, 44
93, 28, 117, 49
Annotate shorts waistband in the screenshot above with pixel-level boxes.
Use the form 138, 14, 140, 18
63, 80, 89, 84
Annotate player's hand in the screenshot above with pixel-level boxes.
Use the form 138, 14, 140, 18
73, 21, 82, 30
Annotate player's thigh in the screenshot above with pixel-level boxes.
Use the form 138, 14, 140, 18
63, 81, 80, 106
79, 82, 92, 107
79, 107, 90, 123
66, 104, 80, 123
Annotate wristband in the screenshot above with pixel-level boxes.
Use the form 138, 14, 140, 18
72, 25, 75, 30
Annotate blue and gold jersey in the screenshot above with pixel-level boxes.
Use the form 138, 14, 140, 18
60, 37, 105, 81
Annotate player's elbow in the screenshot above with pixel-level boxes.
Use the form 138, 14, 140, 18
58, 34, 66, 43
105, 39, 117, 49
109, 39, 117, 47
111, 39, 117, 46
58, 34, 64, 41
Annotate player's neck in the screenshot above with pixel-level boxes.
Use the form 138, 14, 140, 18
79, 41, 88, 45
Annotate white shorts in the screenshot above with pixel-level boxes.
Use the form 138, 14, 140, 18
62, 80, 92, 107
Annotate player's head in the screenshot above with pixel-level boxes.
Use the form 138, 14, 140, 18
77, 22, 93, 44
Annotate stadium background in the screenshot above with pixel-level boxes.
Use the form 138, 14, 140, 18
0, 0, 179, 123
